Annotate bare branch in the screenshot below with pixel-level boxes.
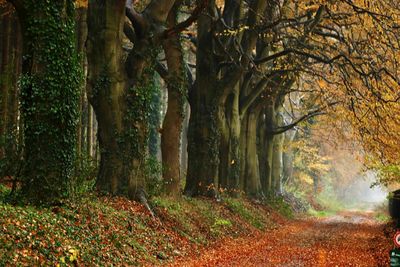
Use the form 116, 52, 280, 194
163, 0, 209, 38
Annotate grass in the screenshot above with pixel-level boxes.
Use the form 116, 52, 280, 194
308, 208, 337, 218
374, 213, 390, 222
224, 197, 266, 229
268, 197, 294, 219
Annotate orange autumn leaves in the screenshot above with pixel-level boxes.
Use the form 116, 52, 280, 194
299, 0, 400, 184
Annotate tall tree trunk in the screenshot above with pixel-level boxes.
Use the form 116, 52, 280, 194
272, 108, 285, 195
0, 6, 11, 160
180, 104, 190, 176
282, 129, 296, 185
258, 102, 276, 196
86, 106, 94, 158
87, 0, 134, 197
0, 6, 22, 177
5, 10, 22, 171
13, 0, 81, 203
219, 88, 241, 195
257, 107, 271, 196
161, 2, 187, 197
241, 104, 263, 198
185, 5, 220, 197
76, 7, 87, 160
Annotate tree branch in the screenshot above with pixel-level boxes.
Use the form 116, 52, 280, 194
123, 22, 137, 43
267, 109, 325, 135
268, 101, 339, 135
155, 62, 169, 81
305, 5, 325, 35
144, 0, 177, 23
163, 0, 209, 38
239, 70, 287, 117
125, 7, 146, 38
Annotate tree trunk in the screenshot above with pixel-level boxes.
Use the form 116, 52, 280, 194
185, 92, 220, 197
180, 104, 190, 176
161, 2, 187, 197
258, 102, 276, 197
87, 0, 176, 200
258, 107, 273, 196
75, 7, 87, 160
15, 0, 81, 203
0, 6, 11, 160
185, 6, 220, 197
87, 0, 136, 197
282, 129, 297, 185
272, 109, 285, 195
5, 10, 22, 170
87, 105, 93, 157
241, 105, 263, 198
0, 6, 22, 177
219, 88, 241, 195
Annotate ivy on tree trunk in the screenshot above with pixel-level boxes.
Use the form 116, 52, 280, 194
13, 0, 81, 203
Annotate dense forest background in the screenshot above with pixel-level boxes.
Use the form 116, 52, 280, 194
0, 0, 399, 207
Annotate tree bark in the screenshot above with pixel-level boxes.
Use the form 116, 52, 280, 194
0, 6, 11, 160
5, 10, 22, 169
161, 2, 187, 197
241, 104, 263, 198
272, 106, 285, 196
76, 7, 88, 159
87, 105, 93, 158
219, 87, 241, 195
185, 3, 220, 197
282, 129, 297, 185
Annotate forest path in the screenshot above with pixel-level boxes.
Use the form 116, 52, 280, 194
170, 211, 390, 267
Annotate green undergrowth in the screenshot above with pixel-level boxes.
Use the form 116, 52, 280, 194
0, 187, 284, 266
285, 186, 345, 218
307, 208, 337, 218
375, 213, 390, 222
373, 202, 390, 222
267, 197, 294, 219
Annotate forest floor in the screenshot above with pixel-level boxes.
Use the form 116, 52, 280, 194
0, 183, 289, 266
170, 211, 392, 267
0, 183, 393, 266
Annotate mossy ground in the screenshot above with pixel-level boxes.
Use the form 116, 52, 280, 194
0, 185, 286, 266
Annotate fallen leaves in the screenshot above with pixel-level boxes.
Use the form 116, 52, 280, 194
0, 195, 282, 266
171, 211, 391, 267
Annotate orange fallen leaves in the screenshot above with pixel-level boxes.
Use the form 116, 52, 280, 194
170, 212, 391, 267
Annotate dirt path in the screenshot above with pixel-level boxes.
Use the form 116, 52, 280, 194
171, 211, 391, 267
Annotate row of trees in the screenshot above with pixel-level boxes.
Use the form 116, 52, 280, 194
0, 0, 399, 204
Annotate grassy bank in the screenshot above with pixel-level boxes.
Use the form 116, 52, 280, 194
0, 185, 287, 266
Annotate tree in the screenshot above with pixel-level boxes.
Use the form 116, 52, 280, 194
0, 3, 21, 179
185, 0, 269, 197
8, 0, 81, 203
86, 0, 177, 202
159, 1, 189, 197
